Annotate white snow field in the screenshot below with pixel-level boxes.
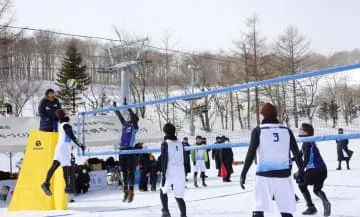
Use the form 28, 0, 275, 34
1, 139, 360, 217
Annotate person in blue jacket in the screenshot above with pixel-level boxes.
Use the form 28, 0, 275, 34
296, 123, 331, 216
113, 100, 139, 203
38, 89, 61, 132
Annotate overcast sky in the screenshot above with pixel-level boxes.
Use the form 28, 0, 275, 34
12, 0, 360, 55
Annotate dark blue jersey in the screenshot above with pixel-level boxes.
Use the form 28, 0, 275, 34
302, 142, 326, 170
120, 122, 137, 148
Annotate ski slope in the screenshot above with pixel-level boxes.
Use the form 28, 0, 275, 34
1, 140, 359, 217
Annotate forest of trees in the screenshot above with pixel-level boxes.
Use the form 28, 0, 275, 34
0, 0, 360, 130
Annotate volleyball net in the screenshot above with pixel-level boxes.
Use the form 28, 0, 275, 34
76, 63, 360, 156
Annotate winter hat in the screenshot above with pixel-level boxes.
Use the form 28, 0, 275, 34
260, 103, 277, 119
163, 123, 176, 136
338, 128, 344, 134
130, 113, 139, 123
300, 123, 314, 136
196, 135, 202, 140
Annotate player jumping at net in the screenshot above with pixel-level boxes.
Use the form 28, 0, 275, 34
160, 123, 187, 217
41, 109, 85, 196
296, 123, 331, 216
240, 103, 304, 217
113, 100, 139, 203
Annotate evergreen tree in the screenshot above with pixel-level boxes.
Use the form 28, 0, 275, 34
328, 100, 340, 128
317, 101, 329, 126
56, 40, 90, 114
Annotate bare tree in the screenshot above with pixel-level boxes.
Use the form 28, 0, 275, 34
0, 0, 14, 34
275, 25, 311, 128
243, 15, 267, 126
83, 80, 109, 111
0, 80, 42, 116
296, 77, 322, 123
336, 80, 359, 126
34, 31, 59, 80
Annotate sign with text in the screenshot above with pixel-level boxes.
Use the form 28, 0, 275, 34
0, 116, 162, 152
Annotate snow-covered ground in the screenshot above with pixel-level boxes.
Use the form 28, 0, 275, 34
1, 139, 359, 217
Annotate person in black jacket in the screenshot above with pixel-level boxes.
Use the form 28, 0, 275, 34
336, 128, 353, 170
76, 165, 90, 194
138, 144, 149, 191
240, 103, 304, 217
212, 136, 222, 177
138, 145, 158, 192
113, 100, 139, 203
182, 137, 191, 181
219, 136, 234, 182
160, 123, 187, 217
38, 89, 61, 132
296, 123, 331, 216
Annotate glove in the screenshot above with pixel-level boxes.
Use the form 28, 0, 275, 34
80, 144, 86, 152
240, 174, 246, 190
295, 171, 304, 184
113, 101, 117, 107
293, 171, 299, 180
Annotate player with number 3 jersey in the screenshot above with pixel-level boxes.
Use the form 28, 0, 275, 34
240, 103, 304, 217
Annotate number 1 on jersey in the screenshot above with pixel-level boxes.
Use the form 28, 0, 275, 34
273, 133, 279, 142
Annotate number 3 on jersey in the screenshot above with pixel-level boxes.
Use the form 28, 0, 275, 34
273, 133, 279, 142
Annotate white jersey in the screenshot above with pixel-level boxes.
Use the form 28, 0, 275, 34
161, 139, 186, 198
54, 122, 72, 166
256, 124, 291, 173
166, 139, 184, 168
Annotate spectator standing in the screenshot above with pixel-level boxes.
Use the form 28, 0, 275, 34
336, 128, 354, 170
38, 89, 61, 132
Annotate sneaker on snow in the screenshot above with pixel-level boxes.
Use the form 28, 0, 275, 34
122, 190, 129, 202
161, 209, 171, 217
323, 200, 331, 217
41, 183, 52, 196
302, 206, 317, 215
128, 190, 134, 203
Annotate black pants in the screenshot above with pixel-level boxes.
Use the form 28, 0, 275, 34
139, 169, 148, 191
149, 168, 157, 190
140, 168, 158, 190
119, 154, 137, 191
298, 168, 327, 207
76, 182, 89, 194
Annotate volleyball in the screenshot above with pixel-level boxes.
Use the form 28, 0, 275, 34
66, 79, 77, 89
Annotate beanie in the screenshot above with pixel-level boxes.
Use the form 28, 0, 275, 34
163, 123, 176, 136
260, 103, 277, 119
300, 123, 314, 136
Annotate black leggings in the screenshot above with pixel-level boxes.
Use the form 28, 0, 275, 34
298, 168, 327, 207
119, 154, 137, 191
